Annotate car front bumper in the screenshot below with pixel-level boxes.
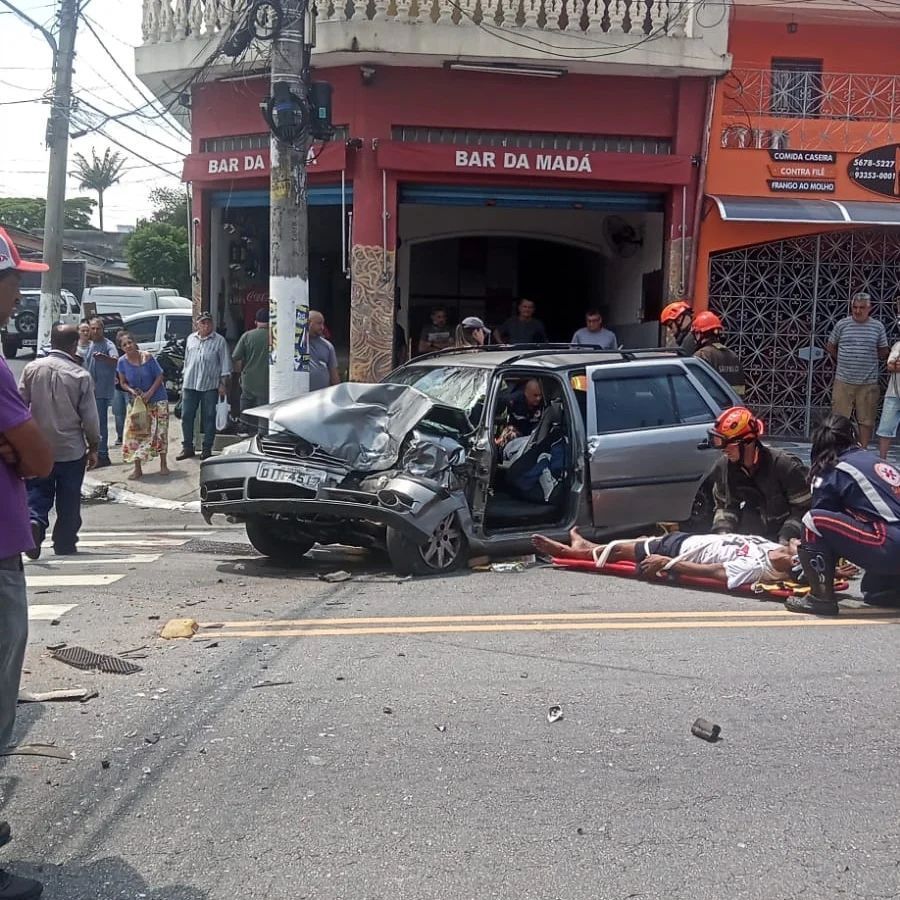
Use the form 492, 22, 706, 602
199, 453, 461, 543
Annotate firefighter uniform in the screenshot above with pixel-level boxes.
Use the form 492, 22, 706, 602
712, 445, 811, 542
806, 447, 900, 597
694, 341, 746, 397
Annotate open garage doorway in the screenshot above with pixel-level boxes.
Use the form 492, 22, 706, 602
397, 195, 665, 358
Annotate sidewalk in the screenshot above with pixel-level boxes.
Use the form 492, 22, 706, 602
83, 408, 245, 512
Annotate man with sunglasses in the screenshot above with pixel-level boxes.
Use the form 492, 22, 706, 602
708, 407, 811, 543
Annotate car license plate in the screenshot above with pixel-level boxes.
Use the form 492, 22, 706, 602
256, 463, 324, 490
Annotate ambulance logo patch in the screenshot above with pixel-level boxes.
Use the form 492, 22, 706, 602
874, 462, 900, 488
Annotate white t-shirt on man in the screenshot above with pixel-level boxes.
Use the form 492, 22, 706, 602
669, 533, 782, 589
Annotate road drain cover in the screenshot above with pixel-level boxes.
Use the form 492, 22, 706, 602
50, 646, 142, 675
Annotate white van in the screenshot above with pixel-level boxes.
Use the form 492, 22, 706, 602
83, 286, 192, 317
122, 309, 194, 353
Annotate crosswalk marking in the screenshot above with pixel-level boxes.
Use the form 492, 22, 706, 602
26, 529, 195, 623
25, 554, 161, 567
28, 574, 124, 588
28, 604, 77, 621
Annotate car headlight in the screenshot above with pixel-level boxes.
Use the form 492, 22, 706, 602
220, 438, 253, 456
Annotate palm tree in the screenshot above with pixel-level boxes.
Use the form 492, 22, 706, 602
72, 148, 126, 231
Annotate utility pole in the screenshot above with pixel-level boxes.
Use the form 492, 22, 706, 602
38, 0, 79, 352
267, 0, 310, 401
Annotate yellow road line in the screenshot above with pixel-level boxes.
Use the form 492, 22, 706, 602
199, 616, 900, 639
206, 606, 895, 629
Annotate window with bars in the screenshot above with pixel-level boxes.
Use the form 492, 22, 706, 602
201, 127, 348, 153
770, 58, 823, 118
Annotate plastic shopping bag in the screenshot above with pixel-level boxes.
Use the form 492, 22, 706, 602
127, 396, 151, 440
215, 397, 230, 431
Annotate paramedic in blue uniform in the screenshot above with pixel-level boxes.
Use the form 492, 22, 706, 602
787, 415, 900, 617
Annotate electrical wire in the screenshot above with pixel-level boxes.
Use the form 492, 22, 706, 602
92, 127, 182, 179
72, 96, 188, 155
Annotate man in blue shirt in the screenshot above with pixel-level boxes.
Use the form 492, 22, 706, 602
83, 317, 118, 467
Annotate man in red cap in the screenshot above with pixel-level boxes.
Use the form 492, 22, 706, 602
0, 227, 52, 898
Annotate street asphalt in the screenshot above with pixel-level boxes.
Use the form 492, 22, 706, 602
3, 497, 899, 900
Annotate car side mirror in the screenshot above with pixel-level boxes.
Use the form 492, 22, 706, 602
697, 438, 712, 450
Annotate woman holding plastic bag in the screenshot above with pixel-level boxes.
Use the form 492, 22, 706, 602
116, 331, 171, 480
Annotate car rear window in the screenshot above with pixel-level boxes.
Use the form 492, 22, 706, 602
126, 317, 158, 344
593, 370, 714, 433
166, 315, 193, 340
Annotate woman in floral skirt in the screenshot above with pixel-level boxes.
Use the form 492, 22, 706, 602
115, 331, 171, 480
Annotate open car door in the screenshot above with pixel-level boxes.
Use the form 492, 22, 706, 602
584, 363, 722, 531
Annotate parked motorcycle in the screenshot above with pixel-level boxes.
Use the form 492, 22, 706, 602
157, 334, 186, 403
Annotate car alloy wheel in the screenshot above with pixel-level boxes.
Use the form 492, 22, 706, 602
15, 309, 37, 337
418, 513, 464, 571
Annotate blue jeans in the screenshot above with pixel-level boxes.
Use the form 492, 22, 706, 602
27, 456, 87, 554
96, 397, 111, 458
0, 559, 27, 748
181, 388, 217, 453
112, 390, 128, 442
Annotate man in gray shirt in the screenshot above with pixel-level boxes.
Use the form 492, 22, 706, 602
308, 310, 340, 392
19, 324, 100, 557
827, 292, 888, 449
571, 308, 618, 350
83, 316, 118, 467
178, 312, 231, 460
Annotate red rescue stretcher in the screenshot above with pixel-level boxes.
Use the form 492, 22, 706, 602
550, 558, 849, 599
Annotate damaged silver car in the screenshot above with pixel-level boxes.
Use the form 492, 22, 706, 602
199, 348, 741, 574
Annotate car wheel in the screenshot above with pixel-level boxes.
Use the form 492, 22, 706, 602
14, 309, 37, 338
386, 513, 468, 576
245, 516, 314, 564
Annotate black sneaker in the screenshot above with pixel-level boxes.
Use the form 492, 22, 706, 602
53, 547, 78, 557
23, 523, 43, 561
0, 869, 43, 900
175, 449, 196, 461
94, 456, 111, 469
0, 822, 10, 848
784, 594, 839, 616
200, 450, 213, 460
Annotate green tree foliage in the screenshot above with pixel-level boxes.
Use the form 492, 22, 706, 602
126, 222, 190, 295
147, 187, 189, 227
0, 196, 97, 230
72, 147, 126, 231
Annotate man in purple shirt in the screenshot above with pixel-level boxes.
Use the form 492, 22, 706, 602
0, 227, 53, 900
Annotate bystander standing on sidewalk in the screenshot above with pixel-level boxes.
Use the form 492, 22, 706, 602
571, 308, 617, 349
496, 298, 547, 345
75, 320, 91, 360
827, 292, 888, 448
19, 325, 100, 558
0, 227, 52, 900
876, 337, 900, 459
82, 316, 118, 466
178, 312, 231, 461
111, 330, 128, 447
116, 331, 170, 480
308, 310, 341, 392
233, 308, 269, 411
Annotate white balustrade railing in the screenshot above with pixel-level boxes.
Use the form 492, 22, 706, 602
142, 0, 694, 44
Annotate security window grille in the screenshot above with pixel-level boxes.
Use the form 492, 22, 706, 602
201, 127, 348, 153
770, 58, 823, 118
391, 126, 671, 155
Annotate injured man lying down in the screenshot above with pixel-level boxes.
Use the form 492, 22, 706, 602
533, 529, 800, 591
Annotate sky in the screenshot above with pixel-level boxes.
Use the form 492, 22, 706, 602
0, 0, 189, 230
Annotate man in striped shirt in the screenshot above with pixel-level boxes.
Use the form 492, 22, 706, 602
827, 292, 888, 449
177, 312, 231, 461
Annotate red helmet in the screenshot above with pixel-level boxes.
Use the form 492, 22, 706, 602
660, 300, 692, 325
709, 406, 764, 448
692, 310, 723, 336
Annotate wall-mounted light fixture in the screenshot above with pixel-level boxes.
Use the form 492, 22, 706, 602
444, 61, 567, 79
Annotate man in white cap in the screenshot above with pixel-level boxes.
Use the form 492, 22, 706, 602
0, 226, 52, 899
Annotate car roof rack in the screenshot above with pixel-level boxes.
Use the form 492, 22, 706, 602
409, 344, 685, 366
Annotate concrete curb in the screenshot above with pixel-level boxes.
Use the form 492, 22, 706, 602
82, 475, 200, 513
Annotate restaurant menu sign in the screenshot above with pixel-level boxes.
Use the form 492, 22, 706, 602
847, 144, 900, 198
767, 149, 837, 193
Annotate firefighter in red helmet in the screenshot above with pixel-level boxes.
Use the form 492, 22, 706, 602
660, 300, 697, 355
691, 310, 746, 398
708, 406, 811, 543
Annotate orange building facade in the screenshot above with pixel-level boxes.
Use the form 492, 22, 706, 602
694, 1, 900, 435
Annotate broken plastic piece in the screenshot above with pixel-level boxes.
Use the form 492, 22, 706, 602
18, 688, 97, 704
160, 618, 199, 640
319, 570, 353, 583
547, 705, 563, 724
0, 743, 73, 761
691, 717, 721, 743
50, 646, 142, 675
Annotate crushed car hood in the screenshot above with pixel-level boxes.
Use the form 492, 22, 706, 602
246, 382, 470, 471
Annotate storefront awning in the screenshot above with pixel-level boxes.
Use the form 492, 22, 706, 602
709, 195, 900, 226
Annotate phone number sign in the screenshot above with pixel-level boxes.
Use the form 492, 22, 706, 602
847, 144, 900, 198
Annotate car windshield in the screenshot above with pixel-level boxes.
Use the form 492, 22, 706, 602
386, 364, 490, 417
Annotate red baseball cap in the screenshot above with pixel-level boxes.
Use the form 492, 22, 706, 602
0, 227, 49, 273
